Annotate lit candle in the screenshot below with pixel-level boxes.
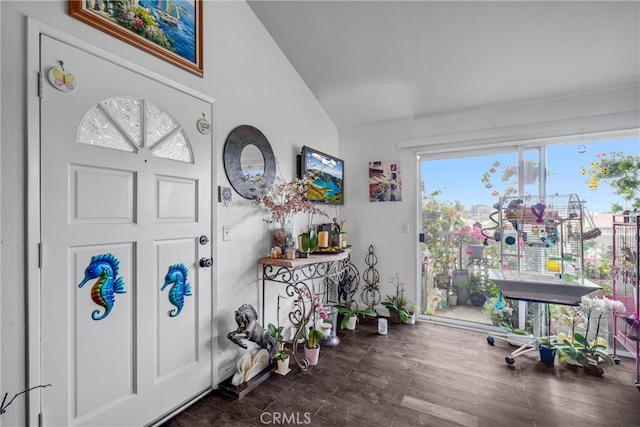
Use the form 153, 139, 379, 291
318, 231, 329, 248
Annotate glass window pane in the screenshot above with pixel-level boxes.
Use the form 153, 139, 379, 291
78, 107, 135, 152
100, 98, 142, 147
146, 102, 179, 147
152, 132, 193, 163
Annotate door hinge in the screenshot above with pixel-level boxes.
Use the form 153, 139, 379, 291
37, 71, 43, 99
38, 242, 43, 268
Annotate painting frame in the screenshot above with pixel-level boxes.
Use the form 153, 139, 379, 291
69, 0, 203, 76
369, 159, 402, 202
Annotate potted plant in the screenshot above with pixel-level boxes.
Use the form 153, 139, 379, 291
553, 296, 625, 370
330, 217, 346, 248
337, 306, 377, 330
301, 327, 323, 366
468, 274, 489, 307
408, 305, 421, 324
267, 323, 285, 352
273, 350, 290, 375
382, 274, 410, 323
537, 304, 557, 364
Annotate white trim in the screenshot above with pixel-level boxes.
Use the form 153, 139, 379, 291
413, 153, 422, 314
26, 18, 218, 425
400, 115, 639, 152
26, 17, 42, 427
415, 128, 639, 160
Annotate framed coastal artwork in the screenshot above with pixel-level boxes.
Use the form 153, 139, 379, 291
369, 160, 402, 202
70, 0, 203, 76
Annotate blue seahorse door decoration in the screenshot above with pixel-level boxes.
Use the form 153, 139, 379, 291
161, 263, 192, 317
78, 253, 126, 320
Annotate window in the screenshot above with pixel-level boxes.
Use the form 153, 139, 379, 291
78, 97, 193, 163
419, 134, 639, 331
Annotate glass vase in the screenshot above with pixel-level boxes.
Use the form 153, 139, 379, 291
273, 217, 294, 250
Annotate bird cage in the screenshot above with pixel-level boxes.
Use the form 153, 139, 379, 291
487, 194, 600, 305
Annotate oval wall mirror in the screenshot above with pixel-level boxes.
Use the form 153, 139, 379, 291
223, 125, 276, 199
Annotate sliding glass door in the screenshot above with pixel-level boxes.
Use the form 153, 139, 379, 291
418, 133, 639, 333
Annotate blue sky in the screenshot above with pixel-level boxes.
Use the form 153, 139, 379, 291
421, 137, 639, 214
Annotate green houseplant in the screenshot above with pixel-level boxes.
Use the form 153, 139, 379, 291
382, 274, 411, 323
273, 350, 290, 374
268, 322, 285, 352
337, 306, 377, 330
300, 327, 323, 366
468, 274, 489, 306
267, 323, 284, 341
553, 296, 625, 368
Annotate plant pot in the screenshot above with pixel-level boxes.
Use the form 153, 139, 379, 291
539, 346, 556, 364
276, 357, 290, 374
469, 293, 487, 307
320, 322, 333, 336
448, 294, 458, 306
451, 270, 469, 305
467, 244, 485, 260
346, 315, 357, 330
407, 312, 416, 324
304, 346, 320, 366
389, 310, 402, 324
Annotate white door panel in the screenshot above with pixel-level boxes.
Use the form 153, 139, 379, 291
40, 34, 213, 426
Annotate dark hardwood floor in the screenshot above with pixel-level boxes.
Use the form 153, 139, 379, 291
162, 318, 640, 426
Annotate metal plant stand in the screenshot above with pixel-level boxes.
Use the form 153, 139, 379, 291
259, 249, 352, 371
361, 245, 381, 311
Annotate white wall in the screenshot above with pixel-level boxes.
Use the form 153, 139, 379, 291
0, 1, 337, 425
339, 87, 640, 311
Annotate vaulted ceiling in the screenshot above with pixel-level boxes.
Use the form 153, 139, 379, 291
248, 1, 640, 130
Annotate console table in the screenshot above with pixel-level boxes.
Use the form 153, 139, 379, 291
258, 248, 352, 371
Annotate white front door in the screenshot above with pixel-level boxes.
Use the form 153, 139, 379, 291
39, 34, 213, 426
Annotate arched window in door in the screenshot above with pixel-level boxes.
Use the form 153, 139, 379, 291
77, 97, 193, 163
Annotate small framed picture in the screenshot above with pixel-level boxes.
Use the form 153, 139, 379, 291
369, 160, 402, 202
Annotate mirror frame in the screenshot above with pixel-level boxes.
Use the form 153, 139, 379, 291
223, 125, 276, 199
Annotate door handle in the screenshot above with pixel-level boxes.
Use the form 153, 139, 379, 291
199, 257, 213, 268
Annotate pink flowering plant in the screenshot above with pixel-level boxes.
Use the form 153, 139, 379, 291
296, 287, 327, 320
451, 224, 485, 269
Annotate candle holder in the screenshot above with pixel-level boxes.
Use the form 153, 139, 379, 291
318, 305, 340, 347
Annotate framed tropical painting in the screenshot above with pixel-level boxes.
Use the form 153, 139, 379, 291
69, 0, 203, 76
